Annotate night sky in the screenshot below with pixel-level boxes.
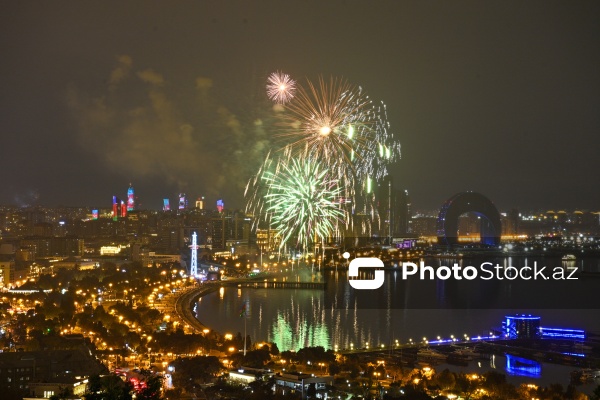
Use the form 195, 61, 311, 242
1, 1, 598, 211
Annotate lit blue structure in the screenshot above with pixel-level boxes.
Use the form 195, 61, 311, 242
504, 315, 541, 339
503, 314, 586, 341
506, 354, 541, 377
190, 232, 199, 277
540, 327, 586, 340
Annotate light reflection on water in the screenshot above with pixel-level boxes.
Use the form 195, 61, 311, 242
199, 288, 314, 350
196, 285, 600, 391
196, 284, 599, 355
197, 261, 600, 351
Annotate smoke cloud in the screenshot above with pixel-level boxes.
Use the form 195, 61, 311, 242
108, 55, 132, 91
67, 56, 274, 207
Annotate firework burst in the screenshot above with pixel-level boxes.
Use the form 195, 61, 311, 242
266, 71, 296, 104
248, 73, 401, 244
276, 76, 400, 183
249, 156, 344, 250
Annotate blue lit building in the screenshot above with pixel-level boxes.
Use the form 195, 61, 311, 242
504, 315, 541, 339
503, 314, 586, 341
539, 327, 586, 340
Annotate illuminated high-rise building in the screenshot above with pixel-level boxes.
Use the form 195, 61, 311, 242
163, 198, 170, 211
121, 200, 127, 218
398, 189, 412, 234
112, 196, 120, 221
127, 184, 135, 211
195, 196, 205, 210
217, 199, 224, 213
178, 193, 187, 210
376, 176, 412, 237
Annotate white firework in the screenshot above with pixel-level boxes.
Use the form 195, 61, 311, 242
266, 71, 296, 104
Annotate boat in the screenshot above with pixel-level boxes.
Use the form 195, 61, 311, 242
451, 346, 478, 359
430, 252, 464, 259
417, 348, 447, 361
571, 369, 600, 383
562, 254, 576, 261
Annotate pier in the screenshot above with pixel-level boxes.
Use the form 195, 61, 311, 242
237, 281, 326, 289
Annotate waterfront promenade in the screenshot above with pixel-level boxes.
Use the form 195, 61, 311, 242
171, 272, 323, 334
173, 284, 218, 332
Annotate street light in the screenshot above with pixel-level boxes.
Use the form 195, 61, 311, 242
374, 372, 381, 383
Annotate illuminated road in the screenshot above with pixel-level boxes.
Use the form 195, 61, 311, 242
173, 284, 219, 333
172, 275, 286, 334
173, 279, 254, 334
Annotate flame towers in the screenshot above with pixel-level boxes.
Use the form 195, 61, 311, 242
127, 184, 135, 211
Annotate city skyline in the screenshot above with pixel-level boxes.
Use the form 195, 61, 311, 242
1, 2, 599, 211
1, 4, 599, 397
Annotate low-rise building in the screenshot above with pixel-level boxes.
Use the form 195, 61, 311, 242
0, 349, 106, 397
274, 372, 333, 399
228, 366, 274, 385
24, 377, 88, 400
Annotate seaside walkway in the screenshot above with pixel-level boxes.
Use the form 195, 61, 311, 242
172, 276, 324, 333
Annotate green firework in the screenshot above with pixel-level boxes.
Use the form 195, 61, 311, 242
262, 157, 344, 250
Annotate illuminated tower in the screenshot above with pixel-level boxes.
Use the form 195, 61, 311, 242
217, 199, 224, 213
112, 196, 119, 221
178, 193, 187, 210
127, 184, 135, 211
195, 196, 205, 210
121, 200, 127, 218
189, 232, 199, 277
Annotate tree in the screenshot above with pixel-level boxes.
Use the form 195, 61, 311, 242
241, 347, 271, 368
248, 376, 276, 400
453, 373, 479, 400
171, 355, 222, 393
482, 370, 515, 399
136, 371, 163, 400
280, 350, 295, 364
593, 385, 600, 400
434, 369, 456, 392
328, 361, 341, 376
296, 346, 335, 364
84, 374, 133, 400
269, 342, 280, 356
